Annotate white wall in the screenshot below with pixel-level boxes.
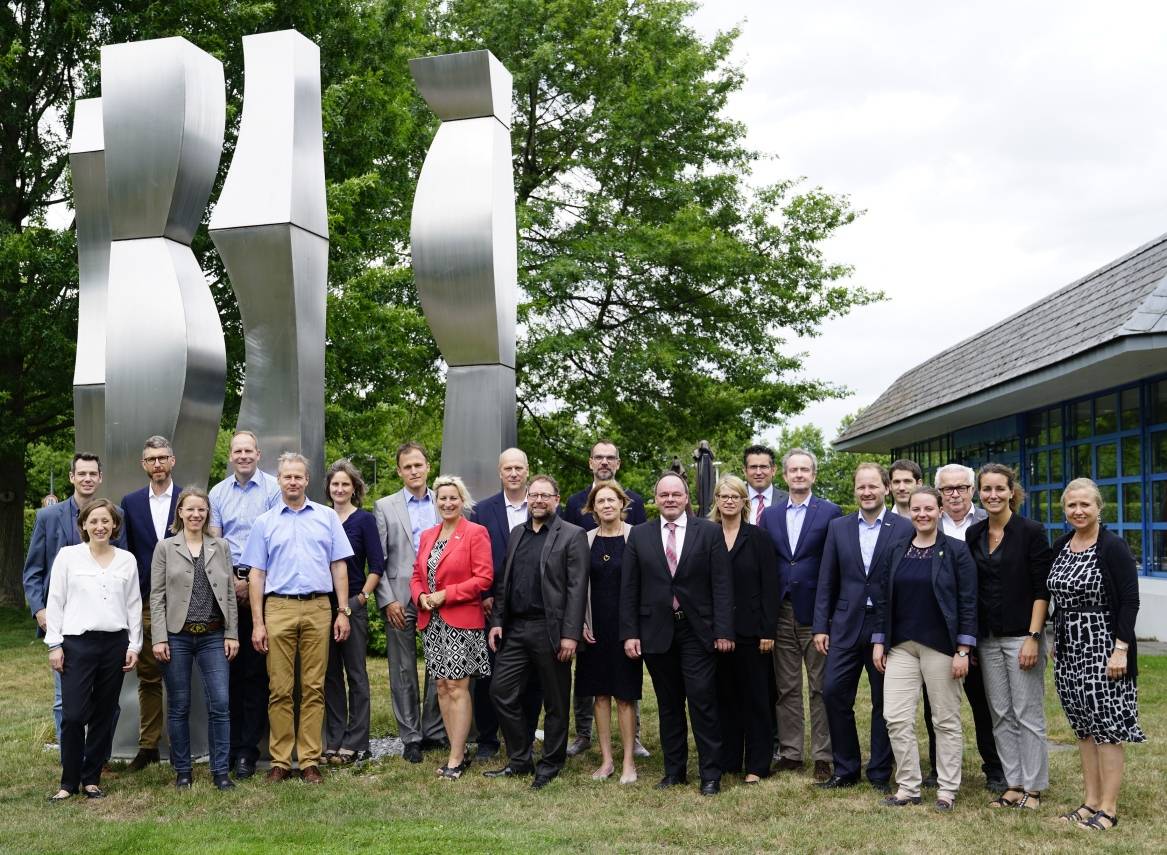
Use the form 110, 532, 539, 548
1136, 577, 1167, 641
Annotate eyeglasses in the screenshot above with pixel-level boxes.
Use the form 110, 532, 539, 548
939, 485, 970, 495
716, 494, 742, 502
143, 455, 173, 465
527, 492, 558, 501
590, 455, 618, 462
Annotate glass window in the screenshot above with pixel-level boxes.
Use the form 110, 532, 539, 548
1050, 448, 1063, 483
1073, 444, 1091, 478
1154, 531, 1167, 573
1154, 431, 1167, 474
1123, 483, 1143, 523
1096, 443, 1118, 479
1154, 480, 1167, 522
1100, 485, 1118, 524
1122, 436, 1141, 477
1049, 407, 1063, 444
1095, 393, 1117, 434
1071, 400, 1092, 439
1029, 450, 1047, 484
1121, 386, 1140, 430
1125, 530, 1143, 566
1154, 381, 1167, 426
1025, 411, 1043, 445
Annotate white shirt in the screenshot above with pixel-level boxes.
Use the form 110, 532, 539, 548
786, 494, 812, 553
44, 544, 143, 652
505, 494, 529, 532
149, 480, 174, 541
660, 514, 687, 563
940, 510, 977, 541
748, 485, 777, 524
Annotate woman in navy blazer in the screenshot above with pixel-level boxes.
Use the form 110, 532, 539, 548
410, 475, 494, 779
873, 486, 977, 812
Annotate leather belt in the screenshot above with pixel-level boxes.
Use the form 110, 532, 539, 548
181, 619, 224, 634
268, 592, 329, 601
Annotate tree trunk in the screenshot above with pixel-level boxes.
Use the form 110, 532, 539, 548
0, 451, 27, 605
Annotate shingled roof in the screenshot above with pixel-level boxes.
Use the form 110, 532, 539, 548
836, 231, 1167, 448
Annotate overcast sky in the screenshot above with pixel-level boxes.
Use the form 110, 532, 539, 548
689, 1, 1167, 444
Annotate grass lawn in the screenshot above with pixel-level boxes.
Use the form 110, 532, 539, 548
0, 604, 1161, 854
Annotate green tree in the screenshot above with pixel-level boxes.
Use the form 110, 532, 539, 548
777, 413, 889, 513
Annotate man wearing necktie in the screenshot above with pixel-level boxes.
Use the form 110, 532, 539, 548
744, 445, 789, 526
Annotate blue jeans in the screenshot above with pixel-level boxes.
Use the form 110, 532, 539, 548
161, 630, 231, 775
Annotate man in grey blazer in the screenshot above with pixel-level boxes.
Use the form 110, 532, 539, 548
372, 442, 445, 763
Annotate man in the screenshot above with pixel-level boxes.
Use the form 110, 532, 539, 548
485, 475, 588, 790
932, 462, 1006, 792
561, 439, 648, 757
758, 448, 841, 781
243, 452, 353, 783
23, 452, 123, 743
372, 442, 446, 764
120, 436, 181, 771
743, 444, 789, 525
208, 429, 281, 778
888, 459, 923, 516
813, 463, 913, 792
467, 448, 543, 760
620, 473, 734, 796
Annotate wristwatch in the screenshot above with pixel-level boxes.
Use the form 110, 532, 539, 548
1028, 630, 1042, 641
337, 605, 352, 617
955, 650, 969, 658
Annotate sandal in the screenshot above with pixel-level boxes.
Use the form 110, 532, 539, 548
989, 787, 1024, 808
82, 786, 105, 799
334, 750, 355, 766
437, 758, 469, 780
1078, 810, 1118, 831
47, 789, 73, 802
1057, 804, 1096, 823
1016, 791, 1041, 811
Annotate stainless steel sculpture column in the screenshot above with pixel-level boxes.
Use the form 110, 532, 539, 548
210, 30, 328, 496
410, 50, 518, 501
70, 98, 110, 460
100, 37, 227, 502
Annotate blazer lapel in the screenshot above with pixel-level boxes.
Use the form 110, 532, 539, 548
392, 493, 413, 546
539, 518, 562, 578
794, 498, 822, 560
868, 512, 898, 574
176, 537, 194, 564
435, 519, 465, 571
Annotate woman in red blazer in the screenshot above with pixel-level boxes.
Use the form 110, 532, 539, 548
410, 474, 494, 779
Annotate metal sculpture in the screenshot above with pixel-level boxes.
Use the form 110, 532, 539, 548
210, 30, 328, 496
409, 50, 518, 501
99, 37, 227, 502
69, 98, 109, 461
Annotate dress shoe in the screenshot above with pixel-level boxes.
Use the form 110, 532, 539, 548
565, 736, 591, 757
882, 794, 922, 807
632, 739, 651, 759
403, 743, 423, 764
921, 772, 938, 789
234, 757, 257, 780
655, 774, 688, 789
213, 774, 236, 791
813, 761, 832, 782
870, 780, 892, 794
483, 764, 534, 779
699, 779, 721, 796
985, 776, 1008, 794
301, 766, 324, 784
816, 775, 858, 790
531, 774, 556, 790
175, 774, 192, 790
475, 743, 500, 761
419, 738, 449, 752
773, 758, 804, 773
265, 767, 292, 783
127, 747, 160, 772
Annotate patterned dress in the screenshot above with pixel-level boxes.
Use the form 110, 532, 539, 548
420, 538, 490, 680
1047, 544, 1144, 744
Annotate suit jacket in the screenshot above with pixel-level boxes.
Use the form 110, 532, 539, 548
372, 489, 428, 608
492, 514, 589, 651
813, 510, 914, 648
563, 485, 648, 531
123, 484, 183, 600
758, 494, 843, 625
149, 532, 238, 642
410, 517, 493, 631
873, 534, 978, 652
966, 513, 1052, 637
469, 489, 515, 576
725, 522, 780, 640
619, 515, 734, 654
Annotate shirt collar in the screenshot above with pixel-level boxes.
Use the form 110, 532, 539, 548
279, 499, 314, 514
506, 497, 528, 511
405, 489, 432, 504
859, 508, 886, 528
150, 480, 174, 500
787, 494, 812, 510
524, 512, 554, 531
660, 514, 687, 530
748, 486, 772, 502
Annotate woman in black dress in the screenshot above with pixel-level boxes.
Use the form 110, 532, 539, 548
577, 481, 642, 784
709, 474, 779, 783
1048, 478, 1143, 831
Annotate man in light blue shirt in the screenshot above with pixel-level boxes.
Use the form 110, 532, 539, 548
243, 452, 353, 783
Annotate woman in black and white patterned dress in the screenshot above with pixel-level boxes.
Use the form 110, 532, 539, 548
410, 475, 493, 779
1048, 478, 1144, 832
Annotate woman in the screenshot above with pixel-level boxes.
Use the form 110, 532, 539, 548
45, 499, 142, 801
150, 487, 238, 790
709, 474, 779, 784
577, 481, 643, 784
966, 464, 1053, 810
873, 486, 976, 812
323, 459, 385, 765
1048, 478, 1144, 831
410, 475, 493, 779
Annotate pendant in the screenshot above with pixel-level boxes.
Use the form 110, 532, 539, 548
602, 554, 610, 562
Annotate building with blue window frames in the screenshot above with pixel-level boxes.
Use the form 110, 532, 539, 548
835, 232, 1167, 639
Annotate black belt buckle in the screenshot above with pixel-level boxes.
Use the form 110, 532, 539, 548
673, 609, 686, 622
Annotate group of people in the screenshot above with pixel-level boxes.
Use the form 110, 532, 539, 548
24, 435, 1144, 831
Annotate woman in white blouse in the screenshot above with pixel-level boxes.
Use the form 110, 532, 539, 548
45, 498, 141, 801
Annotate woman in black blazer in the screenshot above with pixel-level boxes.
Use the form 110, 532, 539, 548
966, 463, 1053, 811
1047, 478, 1143, 831
709, 474, 779, 783
873, 486, 977, 812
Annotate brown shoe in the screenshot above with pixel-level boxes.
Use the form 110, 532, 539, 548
301, 766, 324, 784
813, 761, 832, 782
774, 758, 804, 772
265, 766, 292, 783
126, 747, 160, 772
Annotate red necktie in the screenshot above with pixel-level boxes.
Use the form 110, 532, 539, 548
665, 522, 680, 609
755, 493, 765, 525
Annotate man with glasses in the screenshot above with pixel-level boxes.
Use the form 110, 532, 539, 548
743, 444, 788, 526
120, 435, 182, 772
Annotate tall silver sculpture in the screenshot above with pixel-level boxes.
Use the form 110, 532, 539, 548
410, 50, 518, 501
70, 98, 110, 460
210, 30, 328, 496
100, 37, 227, 502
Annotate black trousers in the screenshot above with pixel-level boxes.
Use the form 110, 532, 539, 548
923, 652, 1002, 779
59, 631, 127, 792
490, 617, 572, 778
715, 636, 771, 777
644, 616, 722, 783
822, 613, 892, 784
474, 645, 542, 749
229, 607, 269, 763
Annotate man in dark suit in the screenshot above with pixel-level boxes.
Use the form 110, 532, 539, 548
561, 439, 648, 757
468, 447, 542, 760
743, 443, 789, 525
621, 472, 734, 796
485, 474, 589, 790
120, 435, 182, 772
758, 447, 842, 781
813, 463, 913, 791
23, 452, 123, 742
